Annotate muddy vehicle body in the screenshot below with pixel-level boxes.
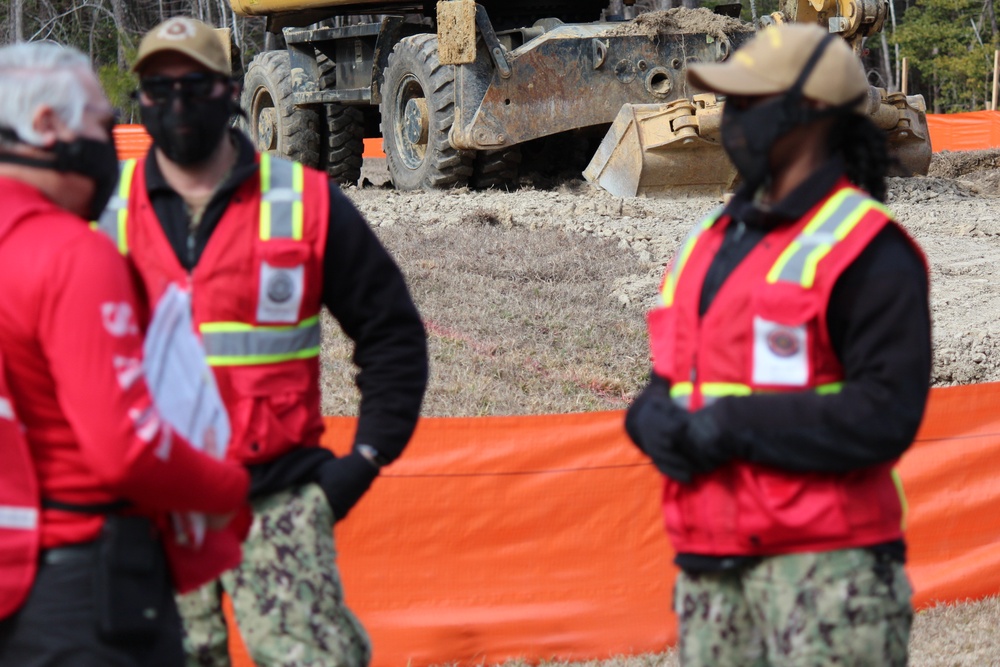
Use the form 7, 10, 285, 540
233, 0, 753, 191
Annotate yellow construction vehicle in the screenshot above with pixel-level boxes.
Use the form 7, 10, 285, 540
230, 0, 930, 196
230, 0, 755, 191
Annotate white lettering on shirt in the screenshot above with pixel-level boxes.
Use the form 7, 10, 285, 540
112, 356, 144, 390
101, 302, 139, 337
128, 405, 161, 443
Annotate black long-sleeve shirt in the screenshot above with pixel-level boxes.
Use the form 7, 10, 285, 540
142, 131, 428, 473
660, 159, 931, 570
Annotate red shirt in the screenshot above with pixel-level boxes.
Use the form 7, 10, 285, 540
0, 177, 249, 549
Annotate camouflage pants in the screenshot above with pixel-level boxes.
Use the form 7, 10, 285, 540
177, 484, 371, 667
674, 548, 913, 667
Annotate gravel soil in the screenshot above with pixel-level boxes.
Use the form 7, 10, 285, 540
346, 156, 1000, 395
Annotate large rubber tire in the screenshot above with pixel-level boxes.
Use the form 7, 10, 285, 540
242, 50, 321, 168
315, 52, 366, 186
472, 147, 522, 190
324, 104, 365, 186
380, 34, 473, 190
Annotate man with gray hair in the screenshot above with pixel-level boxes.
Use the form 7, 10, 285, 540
0, 42, 251, 667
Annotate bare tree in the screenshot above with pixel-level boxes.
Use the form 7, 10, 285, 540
13, 0, 24, 42
108, 0, 129, 68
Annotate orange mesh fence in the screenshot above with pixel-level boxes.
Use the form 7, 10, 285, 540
112, 125, 387, 159
897, 382, 1000, 605
926, 110, 1000, 152
117, 115, 1000, 159
225, 382, 1000, 666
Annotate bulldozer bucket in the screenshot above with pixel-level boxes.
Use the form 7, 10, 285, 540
878, 91, 932, 177
586, 86, 932, 199
585, 95, 737, 198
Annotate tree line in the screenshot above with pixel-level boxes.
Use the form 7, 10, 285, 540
1, 0, 996, 115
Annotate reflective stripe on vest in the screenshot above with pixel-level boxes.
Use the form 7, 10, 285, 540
892, 468, 908, 530
669, 380, 842, 408
0, 506, 37, 531
199, 315, 320, 366
0, 398, 35, 530
259, 154, 304, 241
94, 155, 305, 252
766, 189, 890, 288
660, 208, 722, 307
94, 159, 138, 255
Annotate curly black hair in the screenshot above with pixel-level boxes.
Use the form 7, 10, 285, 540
828, 113, 893, 203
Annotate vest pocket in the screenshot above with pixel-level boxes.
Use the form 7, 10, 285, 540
842, 464, 903, 536
661, 477, 694, 543
750, 287, 819, 389
225, 367, 314, 462
647, 307, 676, 378
254, 242, 311, 325
737, 466, 851, 550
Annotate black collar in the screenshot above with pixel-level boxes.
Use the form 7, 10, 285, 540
723, 156, 847, 229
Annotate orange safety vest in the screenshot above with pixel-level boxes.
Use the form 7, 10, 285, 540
96, 154, 329, 464
0, 348, 40, 619
649, 181, 924, 555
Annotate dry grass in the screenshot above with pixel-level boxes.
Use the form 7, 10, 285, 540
910, 596, 1000, 666
320, 219, 650, 417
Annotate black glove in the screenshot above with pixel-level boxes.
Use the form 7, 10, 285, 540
679, 408, 733, 475
314, 450, 380, 521
625, 381, 696, 484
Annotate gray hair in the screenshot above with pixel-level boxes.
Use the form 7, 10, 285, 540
0, 42, 93, 146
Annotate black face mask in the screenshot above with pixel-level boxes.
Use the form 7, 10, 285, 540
0, 130, 120, 221
720, 34, 857, 193
141, 94, 235, 167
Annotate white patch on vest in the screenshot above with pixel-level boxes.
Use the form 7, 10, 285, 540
753, 317, 809, 386
0, 505, 37, 530
257, 262, 305, 324
0, 397, 13, 420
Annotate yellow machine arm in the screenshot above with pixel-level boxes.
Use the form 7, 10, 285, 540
761, 0, 888, 54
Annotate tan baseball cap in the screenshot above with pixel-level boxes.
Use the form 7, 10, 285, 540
687, 24, 869, 113
132, 16, 231, 76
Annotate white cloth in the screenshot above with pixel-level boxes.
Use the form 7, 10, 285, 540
143, 284, 231, 547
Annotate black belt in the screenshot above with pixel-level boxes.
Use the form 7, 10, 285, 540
40, 541, 98, 566
41, 498, 129, 514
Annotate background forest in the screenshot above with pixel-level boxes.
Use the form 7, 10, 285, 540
0, 0, 996, 119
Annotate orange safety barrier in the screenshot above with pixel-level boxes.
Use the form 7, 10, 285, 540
112, 125, 152, 160
364, 137, 386, 158
119, 116, 1000, 160
112, 125, 386, 159
926, 110, 1000, 152
224, 382, 1000, 667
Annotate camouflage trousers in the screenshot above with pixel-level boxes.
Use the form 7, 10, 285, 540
674, 548, 913, 667
176, 484, 371, 667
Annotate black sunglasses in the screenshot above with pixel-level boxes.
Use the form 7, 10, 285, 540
135, 73, 228, 103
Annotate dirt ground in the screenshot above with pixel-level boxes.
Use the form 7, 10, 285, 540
323, 150, 1000, 666
335, 150, 1000, 405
